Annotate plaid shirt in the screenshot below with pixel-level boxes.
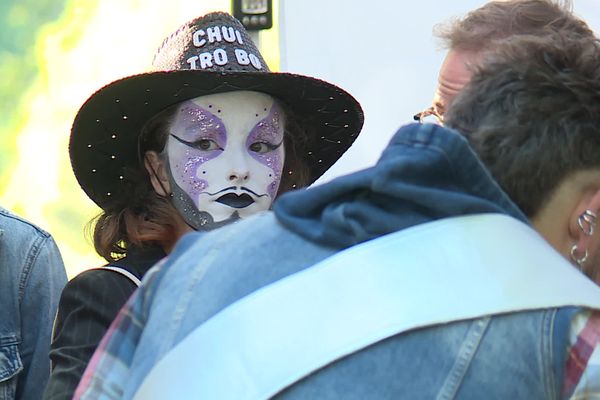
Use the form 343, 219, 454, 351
75, 262, 600, 399
563, 310, 600, 399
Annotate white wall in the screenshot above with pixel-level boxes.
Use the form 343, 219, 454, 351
279, 1, 600, 184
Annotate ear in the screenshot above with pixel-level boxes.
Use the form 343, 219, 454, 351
568, 188, 600, 269
144, 150, 172, 197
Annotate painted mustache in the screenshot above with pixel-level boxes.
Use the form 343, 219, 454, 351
215, 193, 255, 208
206, 186, 268, 198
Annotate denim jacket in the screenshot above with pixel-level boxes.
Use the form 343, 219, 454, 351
76, 124, 599, 399
0, 207, 67, 400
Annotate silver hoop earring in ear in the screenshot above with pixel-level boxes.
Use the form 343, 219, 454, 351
570, 244, 588, 269
578, 209, 597, 236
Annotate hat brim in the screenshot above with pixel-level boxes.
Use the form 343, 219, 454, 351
70, 70, 364, 208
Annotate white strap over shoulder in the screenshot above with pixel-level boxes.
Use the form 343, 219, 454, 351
96, 266, 141, 287
134, 214, 600, 400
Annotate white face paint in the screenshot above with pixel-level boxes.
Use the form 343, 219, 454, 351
166, 91, 285, 226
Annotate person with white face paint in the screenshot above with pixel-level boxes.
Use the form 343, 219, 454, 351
145, 91, 287, 230
44, 12, 363, 400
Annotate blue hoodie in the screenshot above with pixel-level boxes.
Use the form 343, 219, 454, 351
274, 122, 527, 247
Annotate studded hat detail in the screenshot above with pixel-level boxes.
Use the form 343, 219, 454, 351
70, 12, 364, 208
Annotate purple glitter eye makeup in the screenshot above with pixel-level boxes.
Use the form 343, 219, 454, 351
182, 156, 209, 195
169, 102, 228, 197
246, 103, 285, 198
175, 102, 227, 146
165, 91, 286, 228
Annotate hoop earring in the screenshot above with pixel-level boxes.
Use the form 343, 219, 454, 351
570, 244, 588, 269
578, 209, 597, 236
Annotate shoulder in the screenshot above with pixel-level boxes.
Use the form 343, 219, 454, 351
177, 212, 306, 254
0, 207, 52, 241
0, 207, 61, 264
165, 212, 321, 281
179, 212, 333, 274
60, 267, 138, 309
0, 208, 65, 295
68, 267, 138, 292
144, 213, 334, 331
54, 268, 139, 336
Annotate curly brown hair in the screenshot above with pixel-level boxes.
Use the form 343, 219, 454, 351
434, 0, 594, 52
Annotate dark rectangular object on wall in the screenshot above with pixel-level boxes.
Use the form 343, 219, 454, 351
232, 0, 273, 30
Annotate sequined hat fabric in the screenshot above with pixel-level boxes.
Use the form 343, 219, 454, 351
69, 12, 364, 209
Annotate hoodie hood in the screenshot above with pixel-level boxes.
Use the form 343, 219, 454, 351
273, 123, 527, 248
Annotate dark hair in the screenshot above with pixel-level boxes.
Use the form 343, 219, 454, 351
276, 101, 312, 194
90, 104, 183, 261
445, 34, 600, 218
92, 95, 311, 261
434, 0, 594, 51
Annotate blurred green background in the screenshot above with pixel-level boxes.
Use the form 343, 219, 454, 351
0, 0, 69, 185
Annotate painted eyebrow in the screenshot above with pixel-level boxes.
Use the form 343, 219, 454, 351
170, 134, 223, 149
251, 139, 284, 152
170, 134, 196, 147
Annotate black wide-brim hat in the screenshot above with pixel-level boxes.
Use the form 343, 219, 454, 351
70, 12, 364, 209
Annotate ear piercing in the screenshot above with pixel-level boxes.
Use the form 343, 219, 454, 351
570, 244, 588, 269
577, 209, 597, 236
571, 210, 597, 269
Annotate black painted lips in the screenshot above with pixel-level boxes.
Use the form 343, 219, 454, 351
215, 193, 254, 208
